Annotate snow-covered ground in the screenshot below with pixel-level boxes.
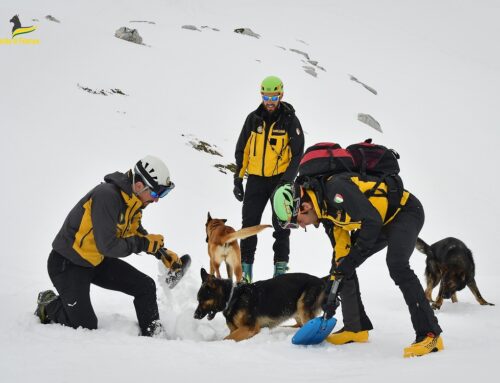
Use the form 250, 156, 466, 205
1, 0, 499, 382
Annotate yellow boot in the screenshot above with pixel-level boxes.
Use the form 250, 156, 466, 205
403, 333, 444, 358
326, 329, 369, 345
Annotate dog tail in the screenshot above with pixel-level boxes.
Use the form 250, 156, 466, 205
222, 224, 272, 244
415, 237, 433, 257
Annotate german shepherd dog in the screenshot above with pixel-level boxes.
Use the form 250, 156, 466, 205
205, 212, 270, 283
194, 268, 327, 341
416, 237, 494, 310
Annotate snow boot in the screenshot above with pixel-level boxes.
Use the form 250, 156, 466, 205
403, 333, 444, 358
326, 329, 369, 345
242, 263, 253, 284
142, 320, 165, 337
34, 290, 58, 324
273, 261, 288, 277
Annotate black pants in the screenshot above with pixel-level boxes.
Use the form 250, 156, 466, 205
45, 250, 159, 336
241, 174, 290, 264
339, 194, 442, 340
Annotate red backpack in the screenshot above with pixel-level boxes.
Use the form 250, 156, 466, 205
298, 140, 404, 221
296, 142, 355, 207
298, 142, 354, 178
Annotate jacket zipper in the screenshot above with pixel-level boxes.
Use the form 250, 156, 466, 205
261, 121, 271, 176
79, 228, 93, 248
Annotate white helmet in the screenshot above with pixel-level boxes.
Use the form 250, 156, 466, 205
134, 156, 174, 196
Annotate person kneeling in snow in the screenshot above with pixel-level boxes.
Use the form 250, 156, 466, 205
35, 156, 179, 336
272, 176, 443, 357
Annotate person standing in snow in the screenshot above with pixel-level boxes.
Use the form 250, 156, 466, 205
272, 177, 443, 357
233, 76, 304, 283
35, 156, 181, 336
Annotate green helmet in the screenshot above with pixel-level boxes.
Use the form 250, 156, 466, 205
261, 76, 283, 94
273, 183, 300, 229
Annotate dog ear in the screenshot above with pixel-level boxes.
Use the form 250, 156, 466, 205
201, 268, 209, 281
207, 212, 212, 221
223, 219, 227, 223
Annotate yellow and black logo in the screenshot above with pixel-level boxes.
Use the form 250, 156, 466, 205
0, 15, 39, 45
10, 15, 37, 38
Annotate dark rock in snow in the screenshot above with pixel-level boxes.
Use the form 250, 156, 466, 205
308, 60, 326, 72
115, 27, 143, 44
182, 25, 201, 32
302, 66, 317, 77
201, 26, 220, 31
357, 113, 382, 133
234, 28, 260, 39
45, 15, 60, 23
214, 163, 237, 175
289, 48, 310, 60
186, 138, 223, 157
77, 84, 128, 96
349, 75, 378, 95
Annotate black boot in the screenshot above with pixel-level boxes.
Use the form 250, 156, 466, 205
34, 290, 58, 324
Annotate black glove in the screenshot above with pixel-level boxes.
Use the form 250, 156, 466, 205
321, 278, 341, 319
233, 178, 244, 202
322, 298, 340, 320
335, 255, 357, 278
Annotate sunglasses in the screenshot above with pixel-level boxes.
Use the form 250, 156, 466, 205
262, 95, 280, 102
150, 182, 175, 198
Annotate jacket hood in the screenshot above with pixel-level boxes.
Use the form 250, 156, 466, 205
103, 170, 134, 196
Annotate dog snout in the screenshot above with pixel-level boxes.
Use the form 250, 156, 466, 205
194, 307, 207, 320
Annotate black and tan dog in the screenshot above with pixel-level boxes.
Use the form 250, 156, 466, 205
206, 212, 270, 283
416, 237, 494, 310
194, 268, 327, 341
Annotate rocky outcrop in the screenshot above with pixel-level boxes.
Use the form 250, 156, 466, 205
115, 27, 143, 44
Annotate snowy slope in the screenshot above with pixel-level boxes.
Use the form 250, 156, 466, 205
1, 0, 499, 382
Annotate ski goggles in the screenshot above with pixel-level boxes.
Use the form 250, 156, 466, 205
150, 182, 175, 198
262, 94, 280, 102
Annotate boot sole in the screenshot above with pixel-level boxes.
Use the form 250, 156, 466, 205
404, 346, 441, 358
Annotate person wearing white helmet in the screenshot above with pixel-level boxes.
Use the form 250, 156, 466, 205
34, 156, 180, 337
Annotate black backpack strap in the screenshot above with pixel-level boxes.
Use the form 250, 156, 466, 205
362, 175, 404, 222
358, 147, 367, 177
384, 175, 404, 220
298, 175, 327, 209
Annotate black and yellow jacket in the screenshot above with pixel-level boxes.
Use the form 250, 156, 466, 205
235, 102, 304, 182
305, 173, 410, 263
52, 171, 148, 267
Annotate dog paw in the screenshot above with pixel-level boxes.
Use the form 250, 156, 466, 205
431, 303, 442, 310
481, 302, 495, 306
